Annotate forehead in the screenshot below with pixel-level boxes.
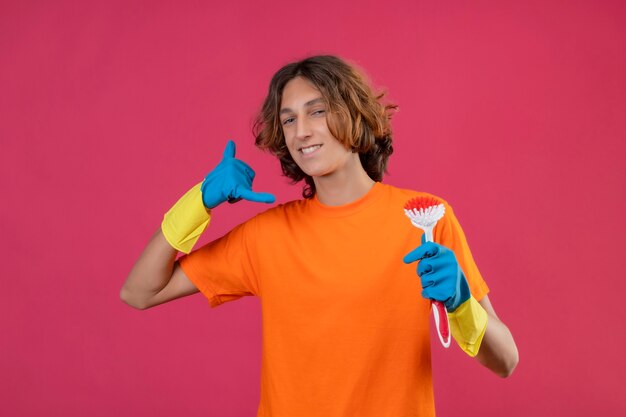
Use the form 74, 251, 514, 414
280, 77, 324, 111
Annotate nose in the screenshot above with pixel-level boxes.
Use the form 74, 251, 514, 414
295, 116, 312, 140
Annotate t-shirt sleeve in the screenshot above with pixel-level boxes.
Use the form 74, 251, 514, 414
178, 217, 260, 308
435, 203, 490, 301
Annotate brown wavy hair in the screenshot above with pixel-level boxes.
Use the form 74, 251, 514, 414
254, 55, 397, 198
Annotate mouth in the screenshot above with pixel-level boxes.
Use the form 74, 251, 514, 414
299, 144, 322, 155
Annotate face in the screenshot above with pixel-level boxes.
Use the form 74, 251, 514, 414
279, 77, 359, 179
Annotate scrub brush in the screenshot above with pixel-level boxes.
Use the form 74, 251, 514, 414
404, 196, 450, 348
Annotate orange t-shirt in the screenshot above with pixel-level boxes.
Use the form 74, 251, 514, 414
179, 182, 489, 417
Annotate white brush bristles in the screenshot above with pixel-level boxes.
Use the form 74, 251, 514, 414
404, 203, 445, 229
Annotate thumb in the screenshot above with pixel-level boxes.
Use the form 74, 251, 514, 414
223, 140, 236, 159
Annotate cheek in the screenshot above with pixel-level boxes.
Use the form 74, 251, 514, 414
282, 131, 294, 150
287, 148, 299, 161
284, 137, 299, 159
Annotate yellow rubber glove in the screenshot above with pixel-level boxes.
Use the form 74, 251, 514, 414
447, 296, 488, 357
161, 183, 210, 254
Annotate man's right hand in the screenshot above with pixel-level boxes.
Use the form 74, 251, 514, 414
161, 140, 275, 254
201, 140, 276, 209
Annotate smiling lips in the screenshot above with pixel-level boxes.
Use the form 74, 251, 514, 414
300, 144, 322, 155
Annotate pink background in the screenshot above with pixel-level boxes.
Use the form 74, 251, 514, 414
1, 1, 625, 416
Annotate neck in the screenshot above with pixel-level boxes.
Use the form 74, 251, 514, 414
313, 163, 376, 206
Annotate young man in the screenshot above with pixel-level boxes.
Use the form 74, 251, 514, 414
121, 55, 518, 416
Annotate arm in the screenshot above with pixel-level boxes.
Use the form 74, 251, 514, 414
475, 295, 519, 377
404, 242, 519, 377
120, 140, 275, 310
120, 229, 198, 310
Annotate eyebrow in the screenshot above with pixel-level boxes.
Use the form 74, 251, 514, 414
279, 97, 325, 115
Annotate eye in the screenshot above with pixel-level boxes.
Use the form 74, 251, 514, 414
282, 117, 295, 126
312, 109, 326, 116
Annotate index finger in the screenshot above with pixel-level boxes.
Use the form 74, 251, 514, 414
403, 242, 439, 264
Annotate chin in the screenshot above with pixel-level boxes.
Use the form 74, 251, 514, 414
296, 162, 325, 177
